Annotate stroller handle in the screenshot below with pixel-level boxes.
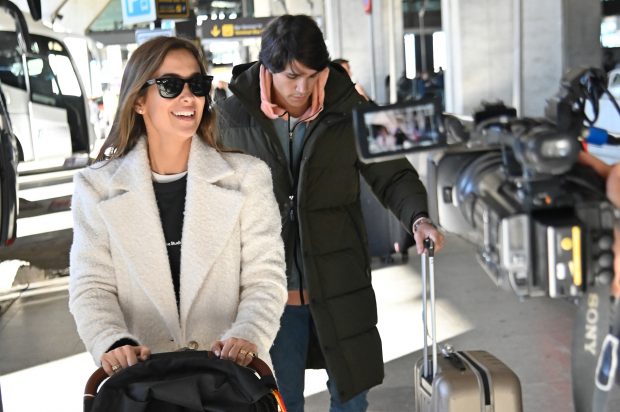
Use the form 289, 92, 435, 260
84, 351, 274, 398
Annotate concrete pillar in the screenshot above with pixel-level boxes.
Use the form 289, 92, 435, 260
442, 0, 601, 117
324, 0, 371, 94
441, 0, 510, 115
254, 0, 322, 17
249, 1, 324, 62
324, 0, 404, 104
252, 0, 272, 17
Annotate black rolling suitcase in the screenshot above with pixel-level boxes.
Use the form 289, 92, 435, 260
360, 177, 414, 262
83, 350, 287, 412
414, 239, 523, 411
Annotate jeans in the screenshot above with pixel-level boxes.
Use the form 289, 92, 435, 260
270, 305, 369, 412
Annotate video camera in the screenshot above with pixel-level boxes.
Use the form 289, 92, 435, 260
353, 68, 616, 299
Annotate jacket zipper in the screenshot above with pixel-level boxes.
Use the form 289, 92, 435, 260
288, 115, 304, 305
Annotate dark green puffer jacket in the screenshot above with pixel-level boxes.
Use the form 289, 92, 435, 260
215, 61, 429, 401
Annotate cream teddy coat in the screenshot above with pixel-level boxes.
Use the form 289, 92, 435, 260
69, 136, 287, 367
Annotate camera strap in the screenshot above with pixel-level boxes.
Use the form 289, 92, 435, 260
571, 283, 614, 412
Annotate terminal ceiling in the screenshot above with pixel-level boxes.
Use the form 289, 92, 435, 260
10, 0, 246, 35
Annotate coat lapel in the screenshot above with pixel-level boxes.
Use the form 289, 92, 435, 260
97, 138, 181, 342
179, 139, 244, 328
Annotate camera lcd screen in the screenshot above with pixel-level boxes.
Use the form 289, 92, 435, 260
353, 98, 446, 162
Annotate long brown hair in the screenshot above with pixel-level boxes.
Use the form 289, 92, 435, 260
96, 36, 221, 161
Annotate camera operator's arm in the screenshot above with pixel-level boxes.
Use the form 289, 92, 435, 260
578, 151, 612, 180
606, 163, 620, 298
359, 158, 445, 254
579, 151, 620, 298
606, 162, 620, 209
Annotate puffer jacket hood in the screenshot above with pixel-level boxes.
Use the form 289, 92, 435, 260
258, 64, 329, 122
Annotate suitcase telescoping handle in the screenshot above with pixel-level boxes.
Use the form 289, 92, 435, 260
421, 238, 437, 380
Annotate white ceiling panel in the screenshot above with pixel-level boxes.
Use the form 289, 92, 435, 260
11, 0, 111, 34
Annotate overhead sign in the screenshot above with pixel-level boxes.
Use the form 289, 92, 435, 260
157, 0, 190, 19
122, 0, 157, 25
200, 17, 275, 39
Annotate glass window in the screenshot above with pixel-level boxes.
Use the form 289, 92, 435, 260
0, 32, 25, 90
27, 58, 44, 76
49, 54, 81, 97
602, 16, 620, 48
404, 33, 417, 79
27, 56, 59, 106
432, 31, 446, 72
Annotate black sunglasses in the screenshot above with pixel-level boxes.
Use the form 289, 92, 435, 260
143, 75, 214, 98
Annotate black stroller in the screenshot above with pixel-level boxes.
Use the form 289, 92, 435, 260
83, 350, 286, 412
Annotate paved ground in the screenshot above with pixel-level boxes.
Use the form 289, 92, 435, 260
2, 234, 619, 411
0, 229, 72, 271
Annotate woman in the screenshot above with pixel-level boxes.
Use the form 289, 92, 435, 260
69, 36, 287, 376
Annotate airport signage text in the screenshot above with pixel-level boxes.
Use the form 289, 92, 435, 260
200, 17, 275, 39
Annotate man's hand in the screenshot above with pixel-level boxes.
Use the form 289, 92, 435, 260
412, 218, 444, 254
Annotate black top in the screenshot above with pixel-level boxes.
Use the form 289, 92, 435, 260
153, 175, 187, 306
105, 175, 187, 353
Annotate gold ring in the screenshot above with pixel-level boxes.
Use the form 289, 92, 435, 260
248, 351, 257, 358
111, 364, 121, 372
239, 349, 248, 356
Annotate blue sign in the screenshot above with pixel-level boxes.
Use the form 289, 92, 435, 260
127, 0, 151, 17
122, 0, 157, 25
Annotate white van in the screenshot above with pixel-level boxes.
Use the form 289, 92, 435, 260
0, 6, 95, 175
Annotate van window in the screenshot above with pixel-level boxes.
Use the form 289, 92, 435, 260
48, 54, 80, 96
0, 32, 82, 105
27, 56, 59, 105
0, 32, 25, 90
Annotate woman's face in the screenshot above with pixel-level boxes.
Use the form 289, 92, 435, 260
136, 49, 205, 145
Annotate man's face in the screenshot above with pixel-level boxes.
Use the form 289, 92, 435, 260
271, 60, 320, 117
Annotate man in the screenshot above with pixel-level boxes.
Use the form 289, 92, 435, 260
332, 58, 370, 101
216, 14, 444, 411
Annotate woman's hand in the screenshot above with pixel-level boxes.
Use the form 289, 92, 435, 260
100, 345, 151, 376
211, 337, 258, 367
